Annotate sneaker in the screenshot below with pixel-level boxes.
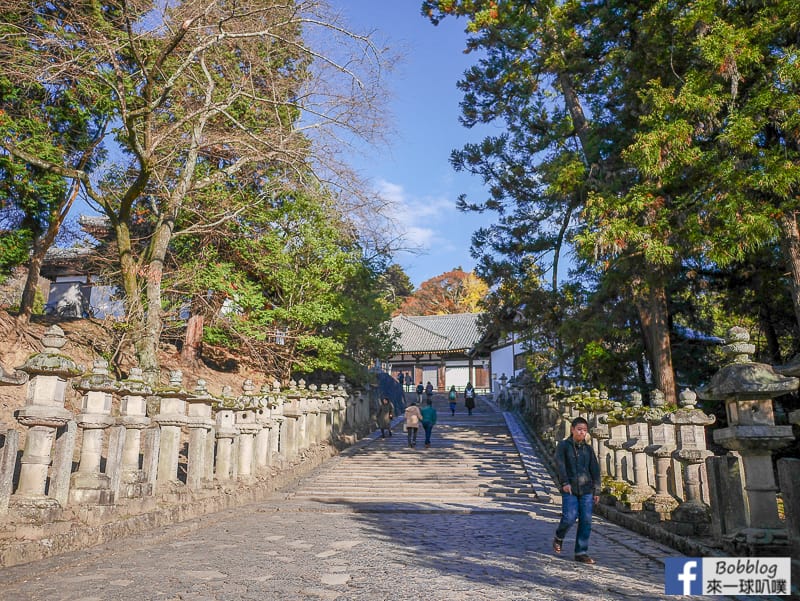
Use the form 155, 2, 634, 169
425, 443, 430, 448
552, 538, 562, 554
574, 555, 595, 564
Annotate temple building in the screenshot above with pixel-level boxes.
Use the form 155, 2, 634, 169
387, 313, 491, 393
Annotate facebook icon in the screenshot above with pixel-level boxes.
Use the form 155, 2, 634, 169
665, 558, 703, 595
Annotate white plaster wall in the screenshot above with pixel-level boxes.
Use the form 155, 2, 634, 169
491, 345, 514, 392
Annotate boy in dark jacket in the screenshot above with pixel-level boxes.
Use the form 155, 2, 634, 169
553, 416, 601, 565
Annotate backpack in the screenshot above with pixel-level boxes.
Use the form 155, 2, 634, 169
416, 384, 424, 394
449, 390, 456, 400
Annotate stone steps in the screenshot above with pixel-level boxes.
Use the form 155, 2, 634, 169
284, 400, 543, 508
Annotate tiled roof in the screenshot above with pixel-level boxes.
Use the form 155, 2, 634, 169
390, 313, 485, 354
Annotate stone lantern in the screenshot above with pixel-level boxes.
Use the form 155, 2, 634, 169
498, 373, 509, 406
214, 386, 239, 480
70, 359, 118, 505
602, 399, 629, 483
643, 389, 678, 518
0, 363, 27, 513
0, 363, 27, 386
589, 391, 612, 475
697, 326, 796, 553
117, 367, 152, 498
253, 383, 274, 471
185, 379, 216, 489
282, 380, 302, 461
620, 391, 655, 509
152, 370, 190, 492
235, 379, 261, 480
267, 381, 284, 465
13, 325, 81, 512
666, 389, 716, 535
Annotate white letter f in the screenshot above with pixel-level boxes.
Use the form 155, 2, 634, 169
677, 560, 697, 595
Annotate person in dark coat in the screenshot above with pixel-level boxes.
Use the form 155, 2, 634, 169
464, 382, 476, 416
376, 397, 394, 438
552, 416, 601, 565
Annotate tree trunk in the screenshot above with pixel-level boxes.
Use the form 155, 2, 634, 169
115, 220, 159, 385
758, 304, 782, 364
17, 243, 45, 326
778, 211, 800, 337
139, 221, 174, 385
181, 313, 204, 365
17, 183, 80, 325
634, 279, 677, 404
636, 356, 648, 393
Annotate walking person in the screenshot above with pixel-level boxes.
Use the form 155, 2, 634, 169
376, 397, 394, 438
420, 398, 437, 448
464, 381, 476, 416
448, 385, 457, 416
425, 381, 434, 403
552, 416, 601, 565
404, 401, 423, 448
416, 382, 424, 403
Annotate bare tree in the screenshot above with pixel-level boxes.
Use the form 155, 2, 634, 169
1, 0, 391, 383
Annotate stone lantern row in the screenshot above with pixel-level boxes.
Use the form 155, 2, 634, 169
528, 327, 800, 557
542, 386, 716, 529
0, 325, 359, 518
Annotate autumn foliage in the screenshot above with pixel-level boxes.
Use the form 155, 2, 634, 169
395, 268, 487, 316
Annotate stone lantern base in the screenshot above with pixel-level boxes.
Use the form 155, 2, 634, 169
643, 494, 679, 522
666, 500, 712, 537
721, 527, 790, 557
69, 472, 114, 505
9, 494, 64, 523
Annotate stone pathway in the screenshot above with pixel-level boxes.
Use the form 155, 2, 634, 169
0, 396, 742, 600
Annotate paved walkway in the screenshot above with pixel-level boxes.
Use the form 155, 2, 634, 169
0, 396, 740, 600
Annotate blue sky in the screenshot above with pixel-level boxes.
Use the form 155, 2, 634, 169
333, 1, 493, 288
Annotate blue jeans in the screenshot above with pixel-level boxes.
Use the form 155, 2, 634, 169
555, 493, 594, 557
422, 423, 433, 444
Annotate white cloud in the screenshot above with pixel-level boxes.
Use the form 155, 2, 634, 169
375, 178, 456, 250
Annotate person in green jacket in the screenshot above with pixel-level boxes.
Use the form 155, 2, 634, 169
420, 398, 438, 449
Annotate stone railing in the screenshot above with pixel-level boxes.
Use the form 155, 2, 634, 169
520, 327, 800, 566
0, 325, 374, 566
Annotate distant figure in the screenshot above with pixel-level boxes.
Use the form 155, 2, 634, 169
448, 385, 457, 416
404, 401, 423, 448
425, 381, 434, 402
406, 372, 412, 391
416, 382, 424, 403
397, 372, 404, 388
553, 416, 601, 565
376, 397, 394, 438
420, 398, 437, 449
464, 382, 476, 416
